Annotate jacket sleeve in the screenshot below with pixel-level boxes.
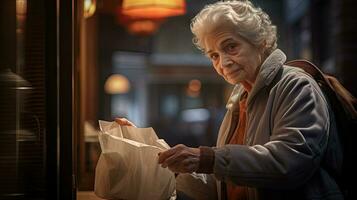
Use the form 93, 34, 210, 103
213, 72, 330, 189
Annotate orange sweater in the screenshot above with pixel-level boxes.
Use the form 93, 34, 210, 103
226, 96, 248, 200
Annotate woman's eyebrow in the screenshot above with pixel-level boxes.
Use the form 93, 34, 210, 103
205, 50, 213, 54
205, 38, 235, 54
220, 38, 235, 47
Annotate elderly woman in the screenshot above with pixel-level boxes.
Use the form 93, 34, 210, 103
117, 0, 343, 199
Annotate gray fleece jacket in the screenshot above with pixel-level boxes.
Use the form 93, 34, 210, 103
177, 49, 343, 200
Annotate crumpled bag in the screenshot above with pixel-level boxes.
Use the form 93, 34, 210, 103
94, 120, 176, 200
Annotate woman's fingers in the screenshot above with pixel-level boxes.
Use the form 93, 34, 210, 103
158, 145, 182, 164
162, 151, 181, 168
114, 118, 137, 127
114, 118, 129, 125
158, 144, 200, 173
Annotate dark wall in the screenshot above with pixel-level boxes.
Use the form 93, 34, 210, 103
334, 0, 357, 96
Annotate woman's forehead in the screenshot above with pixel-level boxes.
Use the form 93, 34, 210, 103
203, 30, 243, 52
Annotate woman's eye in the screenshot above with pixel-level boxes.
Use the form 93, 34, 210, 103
210, 54, 219, 60
226, 43, 238, 53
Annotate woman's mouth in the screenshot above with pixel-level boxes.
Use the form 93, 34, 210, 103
225, 68, 241, 78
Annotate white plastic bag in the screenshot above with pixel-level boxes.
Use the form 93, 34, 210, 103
94, 120, 176, 200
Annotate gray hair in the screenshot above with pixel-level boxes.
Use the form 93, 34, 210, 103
191, 0, 277, 54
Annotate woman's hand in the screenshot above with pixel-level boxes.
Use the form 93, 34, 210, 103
114, 118, 137, 127
158, 144, 200, 173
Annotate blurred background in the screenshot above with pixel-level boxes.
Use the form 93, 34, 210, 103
0, 0, 356, 199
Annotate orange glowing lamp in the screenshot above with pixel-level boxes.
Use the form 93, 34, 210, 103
117, 5, 165, 35
127, 20, 162, 35
122, 0, 186, 19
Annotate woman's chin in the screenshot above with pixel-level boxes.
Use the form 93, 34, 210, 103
226, 76, 242, 84
225, 78, 240, 85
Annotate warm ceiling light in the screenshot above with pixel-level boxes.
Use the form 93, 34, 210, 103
188, 79, 201, 92
84, 0, 96, 18
104, 74, 130, 94
127, 19, 164, 35
122, 0, 186, 19
186, 79, 201, 97
117, 5, 165, 35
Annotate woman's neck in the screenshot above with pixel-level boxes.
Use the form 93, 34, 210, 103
241, 81, 253, 93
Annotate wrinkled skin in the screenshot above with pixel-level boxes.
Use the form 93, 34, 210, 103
158, 144, 200, 173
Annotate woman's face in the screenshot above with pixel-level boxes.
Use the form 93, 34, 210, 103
204, 30, 264, 87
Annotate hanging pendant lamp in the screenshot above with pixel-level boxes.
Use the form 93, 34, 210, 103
127, 19, 164, 35
122, 0, 186, 19
117, 5, 165, 35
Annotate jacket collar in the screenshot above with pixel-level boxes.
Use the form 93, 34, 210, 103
226, 49, 287, 109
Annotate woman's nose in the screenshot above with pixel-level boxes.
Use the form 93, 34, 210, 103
220, 54, 233, 68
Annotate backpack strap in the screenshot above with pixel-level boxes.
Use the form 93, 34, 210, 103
285, 60, 357, 119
